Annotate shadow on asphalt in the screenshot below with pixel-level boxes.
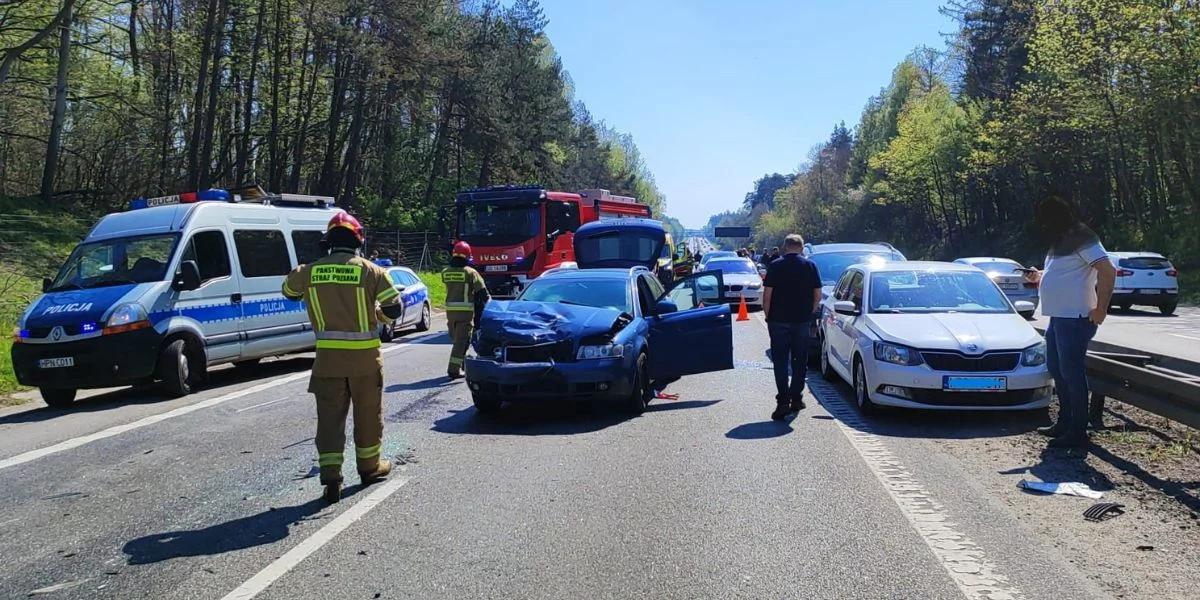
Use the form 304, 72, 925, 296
431, 397, 721, 436
726, 420, 793, 439
121, 483, 370, 565
385, 376, 457, 393
0, 357, 315, 426
390, 331, 451, 345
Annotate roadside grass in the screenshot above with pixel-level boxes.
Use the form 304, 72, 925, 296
418, 272, 447, 309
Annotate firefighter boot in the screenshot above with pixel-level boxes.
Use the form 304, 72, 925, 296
323, 480, 342, 504
360, 459, 392, 485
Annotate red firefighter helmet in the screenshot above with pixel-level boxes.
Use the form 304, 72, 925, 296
452, 241, 472, 258
326, 212, 364, 242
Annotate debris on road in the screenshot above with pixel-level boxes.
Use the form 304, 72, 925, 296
1083, 502, 1126, 522
654, 390, 679, 400
1018, 479, 1105, 499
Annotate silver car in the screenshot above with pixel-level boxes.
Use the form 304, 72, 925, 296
953, 257, 1039, 318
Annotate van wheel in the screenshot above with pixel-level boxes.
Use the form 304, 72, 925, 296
158, 339, 196, 398
1159, 302, 1177, 316
416, 302, 431, 332
40, 388, 76, 408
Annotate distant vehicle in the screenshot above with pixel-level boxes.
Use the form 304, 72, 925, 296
465, 266, 734, 414
803, 242, 908, 353
819, 261, 1049, 413
11, 187, 338, 406
954, 257, 1039, 319
1107, 252, 1179, 315
449, 186, 652, 298
706, 257, 764, 308
376, 266, 432, 342
698, 250, 737, 269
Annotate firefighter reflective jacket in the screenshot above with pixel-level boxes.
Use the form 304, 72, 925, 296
441, 266, 488, 323
282, 250, 400, 377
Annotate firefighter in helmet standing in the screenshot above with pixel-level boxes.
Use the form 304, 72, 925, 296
282, 213, 403, 504
442, 241, 489, 379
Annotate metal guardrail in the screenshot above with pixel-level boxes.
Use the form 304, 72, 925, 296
1033, 324, 1200, 430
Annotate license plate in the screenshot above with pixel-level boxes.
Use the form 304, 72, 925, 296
484, 265, 508, 272
943, 375, 1006, 392
1000, 283, 1019, 291
1138, 289, 1161, 294
38, 357, 74, 369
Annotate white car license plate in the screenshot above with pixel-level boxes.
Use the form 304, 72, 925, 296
1000, 283, 1019, 291
943, 376, 1006, 392
1138, 289, 1161, 294
484, 265, 508, 272
38, 357, 75, 369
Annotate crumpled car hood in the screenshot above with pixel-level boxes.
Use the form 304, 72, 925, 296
477, 300, 626, 346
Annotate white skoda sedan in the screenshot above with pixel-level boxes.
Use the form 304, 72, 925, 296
818, 261, 1051, 412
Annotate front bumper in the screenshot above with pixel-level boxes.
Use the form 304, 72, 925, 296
725, 288, 763, 306
464, 356, 634, 399
11, 327, 162, 389
864, 359, 1052, 411
1111, 289, 1178, 305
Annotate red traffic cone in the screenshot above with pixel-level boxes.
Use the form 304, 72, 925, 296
736, 293, 750, 321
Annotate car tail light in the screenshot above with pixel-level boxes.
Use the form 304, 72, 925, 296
1117, 269, 1134, 277
1166, 269, 1178, 277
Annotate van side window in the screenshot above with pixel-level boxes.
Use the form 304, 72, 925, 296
180, 231, 231, 284
234, 230, 292, 277
291, 230, 324, 265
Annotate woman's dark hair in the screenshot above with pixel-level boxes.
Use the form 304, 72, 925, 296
1035, 195, 1097, 256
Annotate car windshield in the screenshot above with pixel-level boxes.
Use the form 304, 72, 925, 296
457, 201, 541, 246
709, 259, 758, 274
518, 277, 631, 312
810, 251, 897, 286
49, 234, 179, 291
869, 270, 1012, 314
969, 260, 1022, 275
573, 230, 664, 268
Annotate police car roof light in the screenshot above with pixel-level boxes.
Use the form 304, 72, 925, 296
130, 187, 333, 210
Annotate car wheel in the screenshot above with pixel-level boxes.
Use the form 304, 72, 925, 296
853, 359, 876, 415
39, 387, 76, 408
158, 339, 196, 398
627, 353, 649, 415
820, 338, 837, 382
1117, 303, 1131, 312
416, 302, 431, 332
1159, 302, 1177, 316
472, 392, 501, 414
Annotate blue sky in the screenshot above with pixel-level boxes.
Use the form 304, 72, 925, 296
538, 0, 954, 228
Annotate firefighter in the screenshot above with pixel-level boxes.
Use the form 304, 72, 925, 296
282, 213, 403, 504
442, 241, 489, 379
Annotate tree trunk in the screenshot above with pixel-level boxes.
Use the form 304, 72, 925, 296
288, 18, 315, 192
198, 0, 231, 189
188, 0, 221, 188
267, 0, 284, 190
39, 0, 74, 202
129, 0, 141, 77
235, 0, 269, 184
0, 0, 75, 87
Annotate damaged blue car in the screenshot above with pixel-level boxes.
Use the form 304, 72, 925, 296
465, 219, 734, 414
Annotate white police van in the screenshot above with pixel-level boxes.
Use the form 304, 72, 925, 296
11, 187, 340, 406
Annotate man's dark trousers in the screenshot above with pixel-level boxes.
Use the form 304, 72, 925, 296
768, 321, 811, 403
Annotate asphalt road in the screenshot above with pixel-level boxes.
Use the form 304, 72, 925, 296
1030, 304, 1200, 366
0, 314, 1115, 599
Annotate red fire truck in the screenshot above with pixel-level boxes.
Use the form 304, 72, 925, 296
451, 185, 652, 297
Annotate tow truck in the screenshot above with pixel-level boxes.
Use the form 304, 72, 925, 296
449, 185, 652, 297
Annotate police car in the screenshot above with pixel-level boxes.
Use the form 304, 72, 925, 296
10, 187, 340, 406
376, 266, 432, 342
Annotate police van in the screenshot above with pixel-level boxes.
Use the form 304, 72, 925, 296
11, 187, 340, 406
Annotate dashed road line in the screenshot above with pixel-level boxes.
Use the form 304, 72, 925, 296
1169, 333, 1200, 342
235, 397, 289, 413
753, 315, 1023, 599
0, 333, 440, 473
220, 474, 411, 600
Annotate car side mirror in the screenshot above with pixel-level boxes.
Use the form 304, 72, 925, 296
395, 285, 407, 293
1013, 300, 1035, 313
654, 299, 679, 315
834, 300, 859, 316
172, 260, 202, 292
42, 277, 52, 292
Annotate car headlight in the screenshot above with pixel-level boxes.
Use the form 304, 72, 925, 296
747, 283, 762, 289
874, 341, 923, 366
107, 303, 148, 327
1022, 342, 1047, 366
577, 343, 624, 360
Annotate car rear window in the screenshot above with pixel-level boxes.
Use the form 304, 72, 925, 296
1117, 257, 1172, 270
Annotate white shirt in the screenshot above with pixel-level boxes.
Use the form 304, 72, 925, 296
1040, 240, 1108, 318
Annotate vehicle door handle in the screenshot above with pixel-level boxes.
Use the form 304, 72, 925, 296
231, 293, 242, 304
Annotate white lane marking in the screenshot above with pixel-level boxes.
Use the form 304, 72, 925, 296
235, 397, 289, 413
220, 474, 411, 600
1169, 333, 1200, 342
755, 318, 1023, 599
0, 333, 441, 473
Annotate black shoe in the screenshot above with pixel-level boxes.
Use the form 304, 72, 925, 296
771, 404, 789, 421
1036, 425, 1065, 437
447, 372, 464, 380
790, 400, 806, 413
1047, 435, 1088, 449
323, 482, 342, 504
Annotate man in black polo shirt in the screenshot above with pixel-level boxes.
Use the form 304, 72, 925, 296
762, 234, 823, 420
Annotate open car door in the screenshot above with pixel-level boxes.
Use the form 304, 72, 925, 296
648, 270, 734, 387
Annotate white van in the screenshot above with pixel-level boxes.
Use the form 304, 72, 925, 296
11, 188, 339, 406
